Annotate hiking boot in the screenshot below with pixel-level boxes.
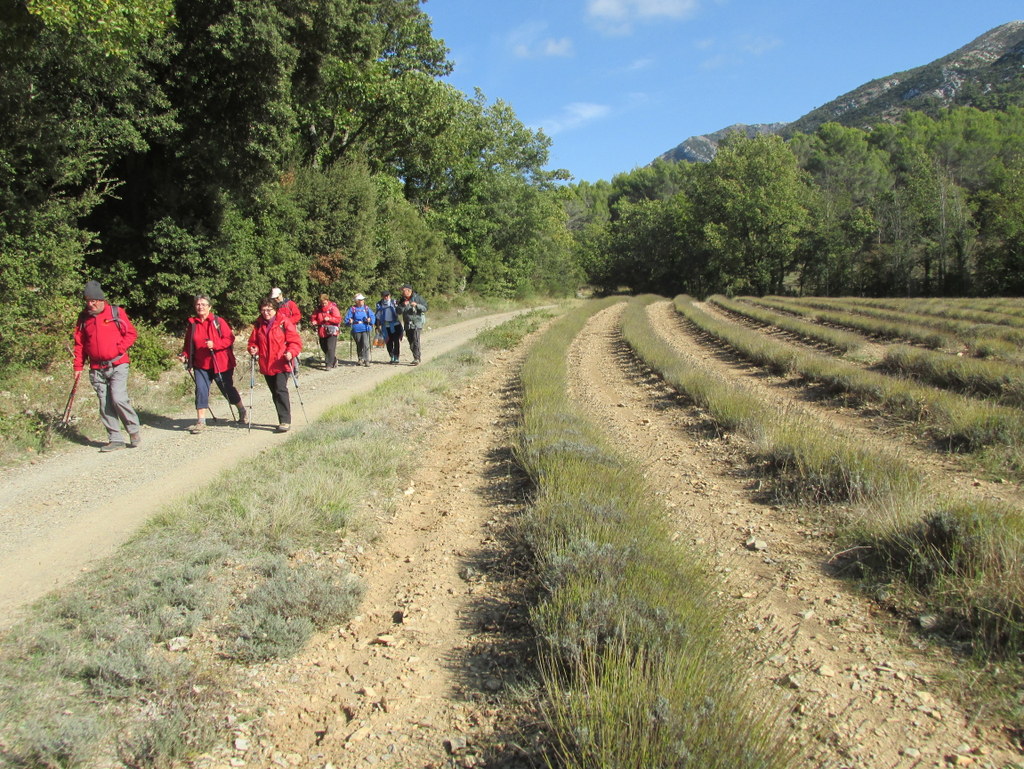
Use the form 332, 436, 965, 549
188, 422, 206, 434
362, 360, 370, 367
411, 359, 420, 366
100, 441, 126, 452
129, 432, 141, 447
275, 423, 290, 433
236, 404, 248, 424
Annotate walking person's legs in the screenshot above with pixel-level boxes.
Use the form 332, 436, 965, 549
264, 372, 291, 430
90, 364, 140, 447
107, 364, 140, 439
386, 325, 403, 362
354, 331, 371, 365
406, 327, 422, 364
214, 368, 246, 421
190, 367, 213, 432
90, 368, 123, 444
324, 334, 338, 368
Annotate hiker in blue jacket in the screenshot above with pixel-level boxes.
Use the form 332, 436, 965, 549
344, 294, 376, 367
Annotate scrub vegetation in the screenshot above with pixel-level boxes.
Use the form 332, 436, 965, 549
622, 296, 1024, 668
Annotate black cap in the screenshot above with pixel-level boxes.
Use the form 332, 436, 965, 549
83, 280, 105, 300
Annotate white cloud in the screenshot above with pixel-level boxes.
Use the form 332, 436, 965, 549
543, 37, 574, 56
698, 33, 782, 69
509, 22, 574, 58
587, 0, 700, 23
740, 35, 781, 55
538, 102, 612, 135
624, 57, 654, 72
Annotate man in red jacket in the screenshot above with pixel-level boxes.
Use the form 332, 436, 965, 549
270, 286, 302, 328
72, 280, 142, 451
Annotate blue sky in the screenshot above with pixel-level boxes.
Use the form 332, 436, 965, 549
424, 0, 1024, 183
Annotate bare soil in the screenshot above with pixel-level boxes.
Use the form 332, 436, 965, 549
3, 300, 1022, 769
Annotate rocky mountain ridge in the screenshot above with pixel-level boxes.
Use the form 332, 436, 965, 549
656, 20, 1024, 164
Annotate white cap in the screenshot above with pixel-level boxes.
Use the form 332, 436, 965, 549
270, 287, 282, 299
354, 293, 365, 300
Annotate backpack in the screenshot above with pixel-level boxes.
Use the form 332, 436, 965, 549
77, 304, 127, 334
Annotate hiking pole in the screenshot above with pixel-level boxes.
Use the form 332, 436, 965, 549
248, 354, 256, 434
59, 371, 82, 429
210, 350, 236, 422
289, 359, 308, 425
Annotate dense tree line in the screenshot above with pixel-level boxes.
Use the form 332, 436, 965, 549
568, 107, 1024, 300
1, 0, 580, 368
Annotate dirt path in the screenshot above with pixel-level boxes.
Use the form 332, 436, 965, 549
0, 311, 532, 631
566, 301, 1019, 769
199, 336, 535, 769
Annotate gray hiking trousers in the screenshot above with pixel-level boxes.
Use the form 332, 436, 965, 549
89, 363, 141, 442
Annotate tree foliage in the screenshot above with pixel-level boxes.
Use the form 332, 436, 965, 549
575, 109, 1024, 299
0, 0, 577, 368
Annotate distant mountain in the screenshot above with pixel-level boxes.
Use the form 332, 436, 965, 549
657, 123, 787, 164
656, 20, 1024, 164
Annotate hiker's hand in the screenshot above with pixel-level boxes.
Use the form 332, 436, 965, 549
177, 353, 187, 362
285, 351, 293, 361
206, 340, 214, 349
248, 346, 257, 356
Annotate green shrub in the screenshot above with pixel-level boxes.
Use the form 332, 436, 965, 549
130, 322, 176, 381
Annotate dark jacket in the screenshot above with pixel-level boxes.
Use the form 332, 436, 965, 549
397, 292, 427, 330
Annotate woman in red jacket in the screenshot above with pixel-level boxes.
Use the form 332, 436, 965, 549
179, 294, 246, 433
310, 293, 342, 369
248, 295, 303, 433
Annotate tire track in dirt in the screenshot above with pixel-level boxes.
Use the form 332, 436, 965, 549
198, 348, 537, 769
567, 301, 1019, 769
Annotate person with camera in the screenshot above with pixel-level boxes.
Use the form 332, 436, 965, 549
397, 284, 427, 365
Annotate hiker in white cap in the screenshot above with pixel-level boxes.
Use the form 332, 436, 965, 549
269, 286, 302, 328
344, 293, 375, 367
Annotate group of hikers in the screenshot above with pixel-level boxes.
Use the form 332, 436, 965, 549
72, 281, 427, 451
